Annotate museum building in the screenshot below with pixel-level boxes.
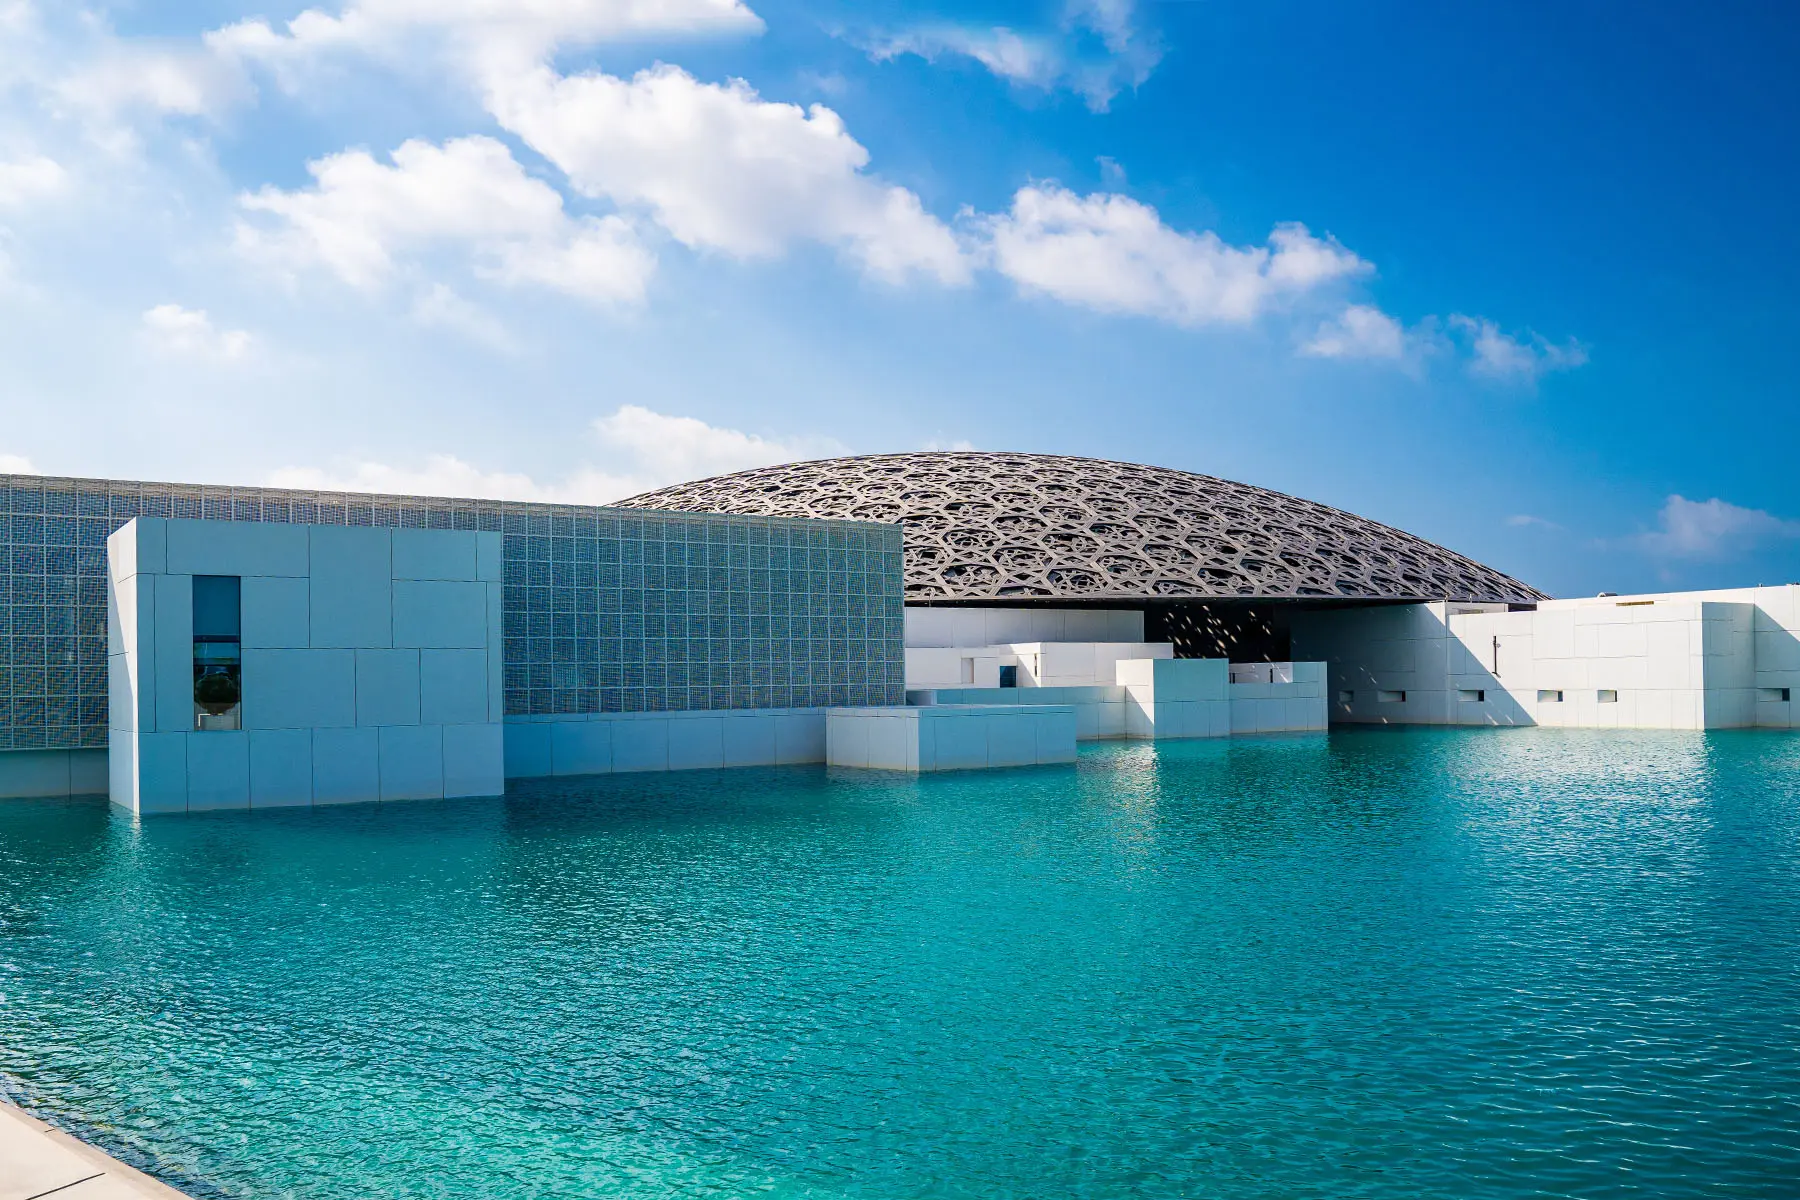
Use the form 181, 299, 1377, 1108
1, 452, 1795, 811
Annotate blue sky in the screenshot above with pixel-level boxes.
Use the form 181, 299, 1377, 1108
1, 0, 1796, 598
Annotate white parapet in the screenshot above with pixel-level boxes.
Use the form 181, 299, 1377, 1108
826, 704, 1077, 772
504, 708, 829, 777
1115, 658, 1230, 739
1227, 662, 1329, 733
907, 685, 1128, 739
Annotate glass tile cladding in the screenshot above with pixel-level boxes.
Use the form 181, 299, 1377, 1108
0, 474, 907, 752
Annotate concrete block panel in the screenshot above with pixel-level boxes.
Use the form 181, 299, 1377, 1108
70, 749, 107, 795
244, 648, 356, 730
476, 531, 503, 583
392, 529, 479, 582
826, 711, 873, 768
309, 526, 392, 648
356, 648, 421, 728
125, 518, 166, 578
107, 521, 138, 586
313, 727, 380, 805
168, 519, 309, 579
551, 720, 612, 775
108, 652, 136, 734
722, 713, 777, 767
242, 577, 310, 649
137, 731, 188, 814
668, 716, 725, 771
775, 711, 826, 764
393, 580, 488, 649
108, 731, 136, 810
151, 573, 194, 734
926, 712, 987, 770
486, 585, 504, 720
379, 724, 444, 801
865, 714, 913, 770
613, 719, 670, 773
1036, 709, 1078, 763
443, 723, 503, 798
504, 722, 553, 779
250, 729, 313, 808
0, 749, 72, 799
420, 649, 488, 726
187, 732, 250, 811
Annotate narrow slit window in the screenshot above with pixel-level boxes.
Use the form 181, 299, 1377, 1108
1597, 689, 1619, 703
1377, 689, 1406, 703
1458, 689, 1485, 702
1336, 689, 1354, 706
1538, 689, 1564, 703
1759, 687, 1791, 703
193, 575, 242, 731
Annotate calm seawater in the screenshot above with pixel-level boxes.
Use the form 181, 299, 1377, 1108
3, 729, 1800, 1199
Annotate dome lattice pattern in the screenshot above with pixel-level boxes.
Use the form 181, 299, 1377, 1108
618, 452, 1545, 605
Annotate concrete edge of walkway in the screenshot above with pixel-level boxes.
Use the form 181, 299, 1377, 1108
1, 1098, 194, 1200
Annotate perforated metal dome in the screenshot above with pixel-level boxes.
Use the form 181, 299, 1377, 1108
618, 452, 1544, 605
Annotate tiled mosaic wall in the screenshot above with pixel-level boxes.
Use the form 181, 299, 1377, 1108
0, 474, 905, 752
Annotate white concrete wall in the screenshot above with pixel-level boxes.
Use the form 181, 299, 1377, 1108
903, 647, 1005, 690
504, 708, 828, 777
907, 686, 1128, 739
107, 518, 504, 814
904, 606, 1144, 647
1291, 587, 1796, 730
904, 640, 1171, 690
0, 749, 109, 799
826, 704, 1077, 771
1228, 662, 1329, 733
1116, 658, 1231, 739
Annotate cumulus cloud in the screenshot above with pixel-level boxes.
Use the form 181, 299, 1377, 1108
0, 451, 39, 474
210, 0, 763, 73
863, 0, 1161, 112
0, 154, 65, 206
980, 185, 1368, 325
485, 63, 970, 284
1451, 314, 1587, 382
236, 135, 655, 305
269, 404, 847, 504
140, 304, 253, 359
1635, 495, 1800, 560
1300, 303, 1409, 360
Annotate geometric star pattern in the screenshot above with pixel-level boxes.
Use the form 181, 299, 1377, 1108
619, 452, 1547, 605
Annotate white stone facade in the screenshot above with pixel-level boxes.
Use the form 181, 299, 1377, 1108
826, 704, 1078, 771
1292, 585, 1800, 730
107, 519, 504, 813
503, 708, 829, 777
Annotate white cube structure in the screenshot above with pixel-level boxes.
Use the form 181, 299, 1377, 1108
826, 704, 1078, 771
107, 519, 503, 814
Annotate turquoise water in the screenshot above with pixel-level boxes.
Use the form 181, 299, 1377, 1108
3, 729, 1800, 1198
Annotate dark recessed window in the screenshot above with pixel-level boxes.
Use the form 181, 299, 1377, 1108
998, 665, 1018, 689
193, 575, 242, 732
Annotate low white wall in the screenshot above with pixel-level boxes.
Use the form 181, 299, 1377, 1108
904, 607, 1144, 648
1117, 658, 1231, 739
1227, 663, 1328, 733
0, 749, 109, 799
505, 708, 828, 777
907, 686, 1127, 739
827, 705, 1077, 771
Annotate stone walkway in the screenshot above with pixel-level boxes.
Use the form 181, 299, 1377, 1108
0, 1101, 191, 1200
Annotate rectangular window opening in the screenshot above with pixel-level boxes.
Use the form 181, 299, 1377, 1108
1538, 689, 1564, 703
193, 574, 242, 732
959, 657, 975, 685
1376, 689, 1406, 704
998, 664, 1018, 689
1597, 689, 1619, 703
1458, 689, 1485, 702
1758, 687, 1791, 703
1336, 689, 1354, 706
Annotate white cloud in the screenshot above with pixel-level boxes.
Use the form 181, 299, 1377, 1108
0, 451, 39, 474
237, 135, 655, 305
211, 0, 763, 75
55, 43, 250, 121
269, 404, 847, 504
864, 0, 1160, 112
1300, 304, 1408, 360
922, 437, 976, 451
409, 283, 519, 351
485, 63, 970, 284
140, 304, 253, 359
1451, 314, 1587, 382
1635, 495, 1800, 560
980, 185, 1369, 326
1506, 513, 1562, 530
0, 154, 65, 206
